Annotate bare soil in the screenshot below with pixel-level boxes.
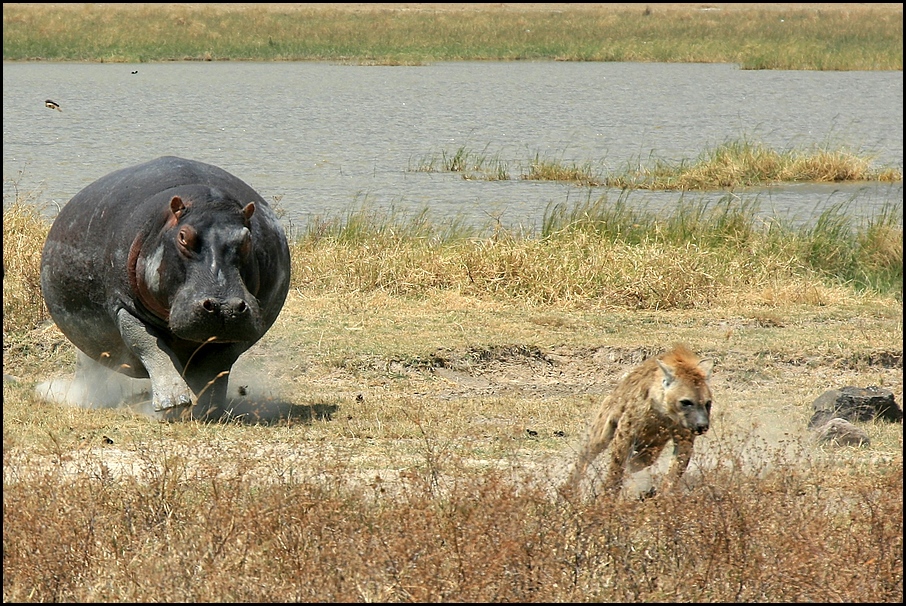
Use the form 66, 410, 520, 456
8, 3, 900, 12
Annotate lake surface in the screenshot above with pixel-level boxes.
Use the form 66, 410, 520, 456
3, 61, 903, 233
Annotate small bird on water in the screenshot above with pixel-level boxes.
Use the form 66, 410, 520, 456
45, 99, 62, 111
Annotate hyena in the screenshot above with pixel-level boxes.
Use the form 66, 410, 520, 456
564, 344, 713, 497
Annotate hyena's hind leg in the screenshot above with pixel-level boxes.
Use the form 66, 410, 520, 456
563, 409, 618, 495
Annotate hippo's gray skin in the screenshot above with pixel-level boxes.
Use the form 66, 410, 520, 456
39, 156, 291, 421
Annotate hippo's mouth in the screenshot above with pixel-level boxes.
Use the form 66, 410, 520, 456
168, 295, 263, 344
170, 321, 263, 345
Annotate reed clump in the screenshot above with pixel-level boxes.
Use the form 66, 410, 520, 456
414, 140, 902, 189
2, 3, 902, 70
605, 140, 903, 190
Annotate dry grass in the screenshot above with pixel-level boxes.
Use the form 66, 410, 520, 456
1, 201, 51, 334
2, 439, 902, 602
604, 140, 903, 190
3, 191, 902, 601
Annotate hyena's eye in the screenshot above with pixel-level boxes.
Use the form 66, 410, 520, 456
705, 400, 712, 412
680, 399, 695, 408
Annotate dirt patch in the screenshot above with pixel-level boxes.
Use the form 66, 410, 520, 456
8, 3, 900, 12
348, 342, 904, 404
9, 337, 902, 504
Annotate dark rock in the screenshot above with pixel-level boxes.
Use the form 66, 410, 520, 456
813, 418, 871, 447
808, 386, 902, 429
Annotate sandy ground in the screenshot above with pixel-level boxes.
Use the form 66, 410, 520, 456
5, 3, 902, 11
12, 335, 903, 499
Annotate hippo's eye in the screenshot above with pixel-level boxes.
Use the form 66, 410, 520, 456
177, 225, 198, 254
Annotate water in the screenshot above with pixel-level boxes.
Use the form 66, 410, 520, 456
3, 61, 902, 232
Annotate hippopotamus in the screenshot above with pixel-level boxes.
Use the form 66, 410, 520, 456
38, 156, 291, 421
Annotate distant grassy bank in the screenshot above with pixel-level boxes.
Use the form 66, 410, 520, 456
2, 3, 902, 69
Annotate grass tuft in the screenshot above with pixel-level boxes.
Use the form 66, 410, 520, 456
603, 139, 903, 190
411, 145, 511, 181
2, 201, 51, 334
522, 152, 603, 186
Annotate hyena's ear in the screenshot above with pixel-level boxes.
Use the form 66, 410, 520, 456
698, 358, 713, 379
656, 359, 676, 388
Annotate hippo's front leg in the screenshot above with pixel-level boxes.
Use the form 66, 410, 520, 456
115, 308, 194, 412
181, 351, 236, 421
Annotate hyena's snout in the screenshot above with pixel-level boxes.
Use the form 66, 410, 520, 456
684, 406, 711, 435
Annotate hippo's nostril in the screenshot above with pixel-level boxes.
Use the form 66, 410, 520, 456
235, 300, 248, 314
202, 299, 217, 313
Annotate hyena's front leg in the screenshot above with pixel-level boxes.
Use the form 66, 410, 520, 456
661, 435, 695, 492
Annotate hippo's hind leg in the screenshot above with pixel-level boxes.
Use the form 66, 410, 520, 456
116, 308, 194, 413
35, 350, 151, 409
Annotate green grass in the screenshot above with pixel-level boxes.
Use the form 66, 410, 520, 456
282, 195, 903, 308
540, 193, 903, 296
2, 4, 902, 69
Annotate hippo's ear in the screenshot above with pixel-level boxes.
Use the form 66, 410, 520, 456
242, 202, 256, 224
170, 196, 188, 220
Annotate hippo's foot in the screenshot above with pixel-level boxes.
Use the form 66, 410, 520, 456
151, 388, 194, 413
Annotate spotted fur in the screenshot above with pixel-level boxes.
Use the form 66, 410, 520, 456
565, 344, 713, 497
